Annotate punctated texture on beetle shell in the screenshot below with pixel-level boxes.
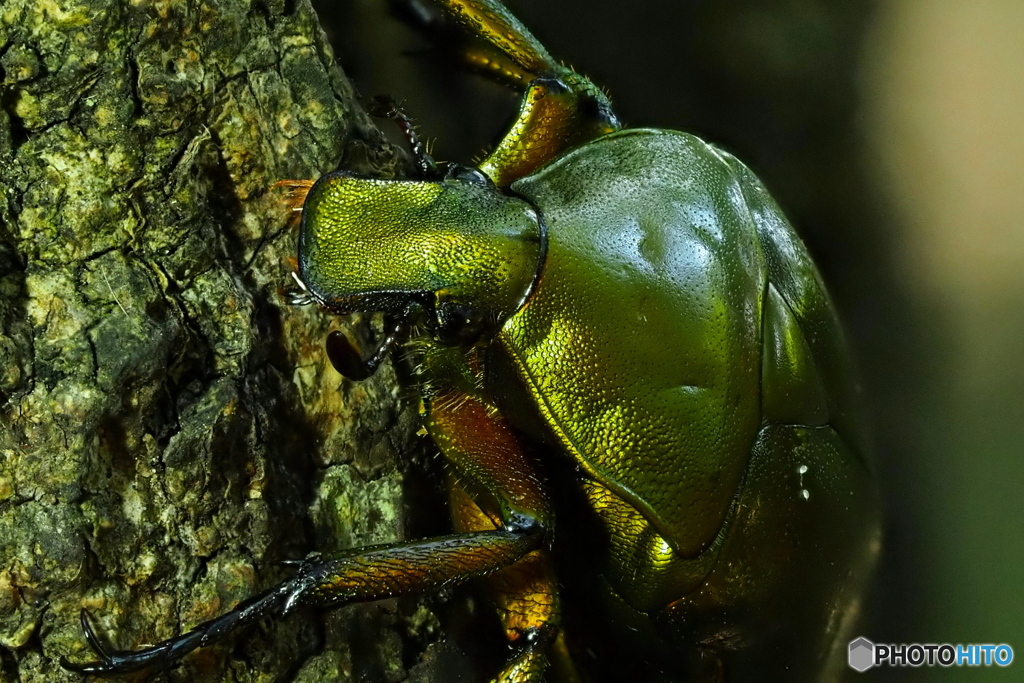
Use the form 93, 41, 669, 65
504, 129, 766, 560
299, 174, 542, 320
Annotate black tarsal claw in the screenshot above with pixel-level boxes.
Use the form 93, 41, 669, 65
61, 582, 305, 677
59, 610, 116, 673
80, 609, 113, 663
59, 609, 140, 676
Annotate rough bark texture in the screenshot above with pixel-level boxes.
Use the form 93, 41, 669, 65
0, 1, 450, 681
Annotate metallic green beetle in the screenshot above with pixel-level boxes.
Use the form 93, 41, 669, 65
64, 0, 880, 680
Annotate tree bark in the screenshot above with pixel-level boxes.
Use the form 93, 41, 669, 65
0, 1, 446, 681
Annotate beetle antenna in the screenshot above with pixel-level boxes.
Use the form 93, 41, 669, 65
368, 95, 437, 177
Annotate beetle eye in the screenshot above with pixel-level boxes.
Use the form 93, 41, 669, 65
435, 302, 487, 347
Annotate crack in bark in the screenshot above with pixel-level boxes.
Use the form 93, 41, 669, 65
0, 1, 433, 680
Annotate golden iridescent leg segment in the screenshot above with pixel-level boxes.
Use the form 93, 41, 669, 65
425, 388, 566, 682
478, 76, 621, 186
424, 0, 622, 186
62, 528, 544, 676
64, 386, 563, 681
425, 0, 560, 75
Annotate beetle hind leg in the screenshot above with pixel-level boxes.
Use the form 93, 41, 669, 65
448, 479, 565, 683
398, 0, 560, 79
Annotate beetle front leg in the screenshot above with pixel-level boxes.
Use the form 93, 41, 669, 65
63, 389, 562, 680
425, 387, 572, 682
62, 526, 543, 677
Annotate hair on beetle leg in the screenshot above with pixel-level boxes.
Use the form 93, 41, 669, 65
272, 179, 315, 216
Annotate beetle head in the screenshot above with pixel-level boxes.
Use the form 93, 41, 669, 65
298, 165, 544, 345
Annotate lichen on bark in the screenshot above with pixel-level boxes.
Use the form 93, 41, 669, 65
0, 1, 445, 681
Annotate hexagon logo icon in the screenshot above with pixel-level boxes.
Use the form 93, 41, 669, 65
849, 637, 875, 672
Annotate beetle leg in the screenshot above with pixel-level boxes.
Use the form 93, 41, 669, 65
393, 0, 535, 89
415, 0, 561, 78
478, 77, 620, 186
406, 0, 621, 186
367, 94, 438, 177
426, 388, 568, 682
448, 479, 563, 682
492, 628, 551, 683
63, 388, 560, 679
62, 527, 544, 677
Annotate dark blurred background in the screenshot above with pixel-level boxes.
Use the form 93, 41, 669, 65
314, 0, 1024, 679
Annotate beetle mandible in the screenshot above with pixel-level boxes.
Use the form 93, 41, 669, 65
63, 0, 881, 680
